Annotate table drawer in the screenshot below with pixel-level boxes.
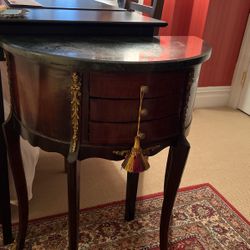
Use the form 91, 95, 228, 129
88, 115, 179, 145
89, 95, 182, 122
89, 71, 187, 99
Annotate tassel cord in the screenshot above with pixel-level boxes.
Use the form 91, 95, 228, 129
137, 87, 145, 137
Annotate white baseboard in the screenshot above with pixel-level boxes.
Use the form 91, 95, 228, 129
194, 86, 231, 108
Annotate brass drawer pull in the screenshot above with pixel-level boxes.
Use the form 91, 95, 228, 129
141, 85, 149, 94
141, 108, 148, 117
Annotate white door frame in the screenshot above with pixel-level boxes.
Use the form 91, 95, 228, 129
228, 14, 250, 108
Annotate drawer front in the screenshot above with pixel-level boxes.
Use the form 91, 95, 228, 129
88, 115, 179, 145
89, 95, 182, 122
87, 70, 187, 145
89, 71, 187, 99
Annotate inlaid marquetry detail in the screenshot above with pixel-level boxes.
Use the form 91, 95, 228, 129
182, 66, 200, 133
70, 72, 81, 153
113, 144, 161, 157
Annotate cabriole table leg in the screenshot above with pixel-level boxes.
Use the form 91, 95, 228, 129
160, 136, 190, 249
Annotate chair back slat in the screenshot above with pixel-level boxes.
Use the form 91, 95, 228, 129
124, 0, 164, 20
129, 2, 154, 17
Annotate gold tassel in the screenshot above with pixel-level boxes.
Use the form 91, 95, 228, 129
122, 135, 150, 173
121, 86, 150, 173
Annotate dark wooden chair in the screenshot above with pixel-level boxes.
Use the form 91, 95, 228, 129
123, 0, 164, 20
121, 0, 164, 35
1, 36, 210, 250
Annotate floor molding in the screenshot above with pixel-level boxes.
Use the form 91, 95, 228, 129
194, 86, 231, 108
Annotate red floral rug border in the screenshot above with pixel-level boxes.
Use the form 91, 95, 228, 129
1, 183, 249, 249
179, 183, 250, 225
16, 183, 249, 226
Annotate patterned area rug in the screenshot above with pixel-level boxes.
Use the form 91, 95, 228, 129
0, 183, 249, 249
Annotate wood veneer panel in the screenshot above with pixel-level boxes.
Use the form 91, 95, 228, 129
89, 71, 186, 98
11, 55, 71, 141
88, 115, 179, 144
89, 95, 182, 122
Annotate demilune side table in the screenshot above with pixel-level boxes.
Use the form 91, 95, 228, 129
0, 35, 211, 250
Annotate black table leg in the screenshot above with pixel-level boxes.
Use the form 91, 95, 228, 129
67, 159, 80, 250
0, 48, 13, 245
125, 172, 139, 221
160, 136, 190, 249
3, 114, 29, 250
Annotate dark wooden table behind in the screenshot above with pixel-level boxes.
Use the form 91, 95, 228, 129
0, 0, 166, 36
